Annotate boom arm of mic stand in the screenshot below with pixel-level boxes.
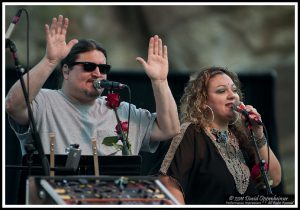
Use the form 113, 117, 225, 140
7, 39, 50, 176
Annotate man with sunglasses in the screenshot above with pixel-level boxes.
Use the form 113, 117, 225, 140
6, 15, 180, 158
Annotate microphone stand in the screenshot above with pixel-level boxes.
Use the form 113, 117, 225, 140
244, 118, 272, 195
113, 108, 131, 155
108, 89, 131, 155
6, 39, 50, 176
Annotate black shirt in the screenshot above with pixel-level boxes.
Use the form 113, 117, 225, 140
162, 123, 257, 204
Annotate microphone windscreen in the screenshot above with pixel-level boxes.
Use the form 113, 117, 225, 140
232, 101, 241, 111
93, 79, 102, 89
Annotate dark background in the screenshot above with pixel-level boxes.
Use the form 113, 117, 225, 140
5, 69, 283, 204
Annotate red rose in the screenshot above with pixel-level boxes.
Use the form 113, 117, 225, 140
115, 121, 129, 135
106, 93, 120, 109
250, 163, 269, 182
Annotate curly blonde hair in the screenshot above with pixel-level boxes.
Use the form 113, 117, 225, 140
180, 66, 243, 126
180, 66, 255, 163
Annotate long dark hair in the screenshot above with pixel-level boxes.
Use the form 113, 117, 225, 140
57, 39, 108, 88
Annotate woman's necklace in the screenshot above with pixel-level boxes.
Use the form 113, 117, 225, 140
209, 128, 234, 158
205, 127, 250, 195
210, 128, 229, 144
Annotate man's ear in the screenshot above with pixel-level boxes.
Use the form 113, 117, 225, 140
62, 64, 69, 79
63, 64, 69, 73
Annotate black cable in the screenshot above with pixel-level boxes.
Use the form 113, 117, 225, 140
125, 86, 131, 150
262, 124, 271, 173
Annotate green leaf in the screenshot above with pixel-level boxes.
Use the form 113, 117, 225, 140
112, 143, 123, 151
102, 136, 119, 146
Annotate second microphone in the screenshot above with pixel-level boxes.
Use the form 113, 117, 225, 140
93, 79, 127, 90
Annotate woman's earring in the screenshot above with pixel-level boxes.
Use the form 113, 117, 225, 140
205, 105, 214, 122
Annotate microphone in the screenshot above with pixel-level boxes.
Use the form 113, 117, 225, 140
232, 102, 263, 125
5, 9, 23, 39
93, 79, 127, 90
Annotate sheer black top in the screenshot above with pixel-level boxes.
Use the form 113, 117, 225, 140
160, 123, 257, 204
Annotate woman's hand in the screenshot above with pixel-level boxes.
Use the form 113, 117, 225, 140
240, 102, 264, 138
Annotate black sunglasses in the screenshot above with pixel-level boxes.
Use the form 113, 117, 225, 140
70, 62, 111, 74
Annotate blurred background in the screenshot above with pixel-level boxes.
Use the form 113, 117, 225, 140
3, 3, 296, 202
